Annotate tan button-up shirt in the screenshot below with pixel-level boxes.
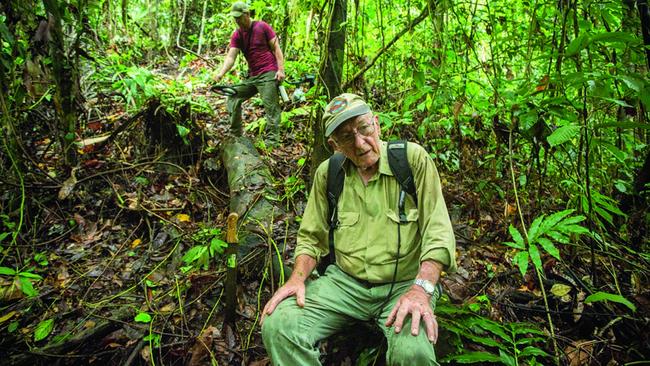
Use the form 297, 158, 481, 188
295, 141, 456, 283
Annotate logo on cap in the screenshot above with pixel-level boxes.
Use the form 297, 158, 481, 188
328, 97, 348, 114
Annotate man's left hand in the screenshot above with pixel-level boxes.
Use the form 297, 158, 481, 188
275, 70, 285, 82
385, 286, 438, 343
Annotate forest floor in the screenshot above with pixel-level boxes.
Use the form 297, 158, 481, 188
1, 61, 649, 366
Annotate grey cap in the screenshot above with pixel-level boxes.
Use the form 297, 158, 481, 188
323, 93, 371, 137
229, 1, 249, 17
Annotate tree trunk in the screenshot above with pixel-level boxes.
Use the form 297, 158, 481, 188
638, 0, 650, 69
43, 0, 78, 167
312, 0, 347, 180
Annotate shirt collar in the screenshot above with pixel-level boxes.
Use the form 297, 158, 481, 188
378, 141, 393, 176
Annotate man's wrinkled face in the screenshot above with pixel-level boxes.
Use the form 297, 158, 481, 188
331, 113, 381, 171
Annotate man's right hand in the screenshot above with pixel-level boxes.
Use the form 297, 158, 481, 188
260, 278, 305, 325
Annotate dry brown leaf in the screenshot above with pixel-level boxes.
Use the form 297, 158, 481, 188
564, 340, 593, 366
188, 326, 218, 366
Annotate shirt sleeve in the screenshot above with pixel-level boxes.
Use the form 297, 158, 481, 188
294, 160, 330, 261
229, 30, 240, 49
409, 143, 457, 273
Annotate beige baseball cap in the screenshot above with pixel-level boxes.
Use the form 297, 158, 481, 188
323, 93, 371, 137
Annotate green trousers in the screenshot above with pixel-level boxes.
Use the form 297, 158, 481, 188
261, 265, 440, 366
227, 71, 280, 141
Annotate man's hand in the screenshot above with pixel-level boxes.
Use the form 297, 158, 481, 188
275, 69, 285, 82
260, 278, 305, 325
385, 286, 438, 343
215, 73, 224, 83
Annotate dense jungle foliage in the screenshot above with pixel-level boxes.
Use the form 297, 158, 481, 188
1, 0, 649, 364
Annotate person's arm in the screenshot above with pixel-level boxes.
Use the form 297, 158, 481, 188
385, 260, 443, 342
215, 47, 240, 82
268, 36, 285, 82
260, 254, 317, 325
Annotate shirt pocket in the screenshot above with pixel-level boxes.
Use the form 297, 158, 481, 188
375, 208, 420, 261
333, 211, 362, 256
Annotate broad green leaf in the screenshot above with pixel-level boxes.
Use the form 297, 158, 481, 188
539, 209, 574, 234
499, 349, 517, 366
527, 215, 545, 242
546, 231, 570, 244
508, 224, 525, 248
584, 292, 636, 312
558, 224, 590, 235
593, 206, 614, 226
519, 346, 551, 358
34, 318, 54, 341
537, 237, 561, 260
443, 351, 502, 363
547, 125, 581, 147
182, 246, 207, 264
0, 266, 16, 276
134, 312, 153, 323
511, 323, 546, 336
176, 124, 190, 138
565, 34, 590, 57
557, 215, 586, 226
618, 75, 643, 92
470, 318, 511, 342
529, 244, 543, 272
551, 283, 572, 297
513, 251, 529, 277
590, 31, 637, 44
18, 277, 38, 297
17, 271, 43, 280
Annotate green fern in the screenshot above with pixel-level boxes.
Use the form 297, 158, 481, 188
504, 209, 589, 277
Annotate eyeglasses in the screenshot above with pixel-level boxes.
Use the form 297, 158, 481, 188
333, 118, 375, 146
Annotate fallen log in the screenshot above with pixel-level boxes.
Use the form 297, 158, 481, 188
221, 136, 289, 279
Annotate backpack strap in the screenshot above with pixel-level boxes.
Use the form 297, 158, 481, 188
239, 21, 257, 58
387, 140, 417, 223
316, 152, 346, 275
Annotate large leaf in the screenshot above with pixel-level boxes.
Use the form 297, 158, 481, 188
529, 244, 543, 273
513, 251, 529, 277
565, 34, 590, 57
17, 277, 38, 297
547, 125, 581, 147
508, 224, 525, 249
34, 318, 54, 341
0, 267, 16, 276
585, 292, 636, 312
468, 317, 511, 342
519, 346, 551, 358
527, 215, 545, 242
134, 312, 153, 323
540, 210, 575, 233
537, 237, 561, 260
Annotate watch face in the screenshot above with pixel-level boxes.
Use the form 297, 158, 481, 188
423, 282, 435, 293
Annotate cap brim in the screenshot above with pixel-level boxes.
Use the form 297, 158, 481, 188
325, 104, 371, 136
230, 11, 243, 17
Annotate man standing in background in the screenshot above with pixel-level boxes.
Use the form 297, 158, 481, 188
214, 1, 285, 145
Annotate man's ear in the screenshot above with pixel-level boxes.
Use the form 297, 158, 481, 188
327, 137, 340, 152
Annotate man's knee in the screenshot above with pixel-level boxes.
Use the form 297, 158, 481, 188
387, 333, 437, 366
261, 303, 301, 345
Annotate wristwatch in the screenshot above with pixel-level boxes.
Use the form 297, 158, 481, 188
414, 279, 436, 296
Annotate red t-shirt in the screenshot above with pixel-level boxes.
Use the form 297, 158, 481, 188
229, 21, 278, 77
